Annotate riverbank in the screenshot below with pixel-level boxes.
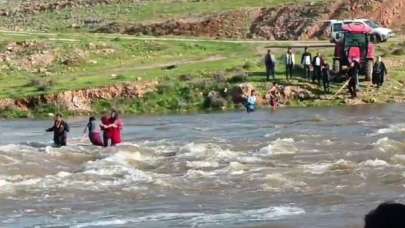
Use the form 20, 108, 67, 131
0, 32, 404, 118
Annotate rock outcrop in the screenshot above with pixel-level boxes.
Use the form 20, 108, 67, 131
0, 0, 132, 16
0, 41, 57, 72
98, 9, 260, 39
0, 81, 158, 113
92, 0, 404, 40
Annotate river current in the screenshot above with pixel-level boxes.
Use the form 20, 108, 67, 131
0, 104, 404, 227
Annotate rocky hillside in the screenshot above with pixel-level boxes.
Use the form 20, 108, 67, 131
95, 0, 405, 40
0, 0, 403, 39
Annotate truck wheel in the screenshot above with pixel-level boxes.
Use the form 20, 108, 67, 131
366, 59, 373, 81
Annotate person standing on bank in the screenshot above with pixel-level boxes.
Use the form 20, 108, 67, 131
285, 47, 295, 80
312, 52, 322, 86
321, 63, 331, 93
46, 113, 70, 147
301, 47, 312, 80
348, 62, 358, 98
264, 49, 276, 81
372, 56, 388, 88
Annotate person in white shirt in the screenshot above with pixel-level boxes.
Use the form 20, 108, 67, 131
285, 47, 295, 80
301, 47, 312, 80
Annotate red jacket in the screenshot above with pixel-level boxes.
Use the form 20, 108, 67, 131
110, 118, 123, 145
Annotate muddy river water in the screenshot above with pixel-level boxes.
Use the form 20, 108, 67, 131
0, 104, 404, 227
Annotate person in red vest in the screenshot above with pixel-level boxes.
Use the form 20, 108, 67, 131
101, 109, 123, 146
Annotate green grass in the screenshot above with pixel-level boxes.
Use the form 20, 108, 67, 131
0, 30, 404, 118
0, 33, 257, 98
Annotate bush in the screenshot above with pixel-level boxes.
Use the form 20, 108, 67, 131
228, 71, 248, 83
392, 48, 405, 56
242, 61, 254, 70
212, 73, 226, 83
178, 74, 193, 81
29, 79, 54, 91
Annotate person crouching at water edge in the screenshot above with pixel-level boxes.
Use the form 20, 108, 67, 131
100, 110, 124, 146
268, 82, 280, 110
83, 116, 103, 146
46, 113, 70, 147
243, 90, 257, 113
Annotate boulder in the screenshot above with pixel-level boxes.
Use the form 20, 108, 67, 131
206, 91, 227, 109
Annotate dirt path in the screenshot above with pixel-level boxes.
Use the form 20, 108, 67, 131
0, 30, 335, 46
72, 55, 227, 78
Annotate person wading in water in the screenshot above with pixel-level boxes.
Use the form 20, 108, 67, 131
101, 110, 124, 146
83, 116, 103, 146
46, 113, 70, 147
268, 82, 280, 110
243, 90, 257, 113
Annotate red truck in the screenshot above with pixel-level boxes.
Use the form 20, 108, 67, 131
333, 23, 376, 81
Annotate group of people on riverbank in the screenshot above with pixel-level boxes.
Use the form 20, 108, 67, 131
265, 47, 332, 93
46, 109, 123, 147
242, 47, 389, 113
264, 47, 388, 97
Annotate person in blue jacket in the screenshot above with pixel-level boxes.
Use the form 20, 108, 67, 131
244, 90, 257, 113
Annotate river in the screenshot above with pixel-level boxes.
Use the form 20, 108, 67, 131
0, 104, 404, 228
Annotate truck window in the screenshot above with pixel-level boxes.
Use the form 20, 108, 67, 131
345, 34, 367, 47
333, 23, 342, 32
365, 20, 379, 29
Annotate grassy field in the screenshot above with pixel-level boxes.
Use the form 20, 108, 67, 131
0, 30, 403, 118
0, 0, 325, 32
0, 30, 342, 98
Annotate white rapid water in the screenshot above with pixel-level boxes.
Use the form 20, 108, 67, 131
0, 104, 404, 227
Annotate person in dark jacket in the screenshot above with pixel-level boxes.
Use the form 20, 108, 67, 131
301, 47, 312, 80
285, 47, 295, 80
372, 56, 388, 88
365, 202, 405, 228
322, 63, 330, 93
312, 52, 323, 86
348, 62, 359, 98
46, 113, 69, 147
83, 116, 103, 146
264, 49, 276, 81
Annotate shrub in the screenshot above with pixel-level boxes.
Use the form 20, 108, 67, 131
29, 79, 54, 91
392, 48, 405, 56
242, 60, 254, 70
228, 71, 248, 83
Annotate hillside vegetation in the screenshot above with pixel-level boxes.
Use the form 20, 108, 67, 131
0, 0, 403, 118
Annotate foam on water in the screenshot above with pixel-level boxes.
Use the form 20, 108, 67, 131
71, 206, 305, 228
179, 143, 239, 161
258, 138, 297, 157
262, 174, 307, 192
360, 159, 390, 167
302, 159, 356, 175
186, 161, 220, 169
373, 137, 404, 153
374, 123, 405, 135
